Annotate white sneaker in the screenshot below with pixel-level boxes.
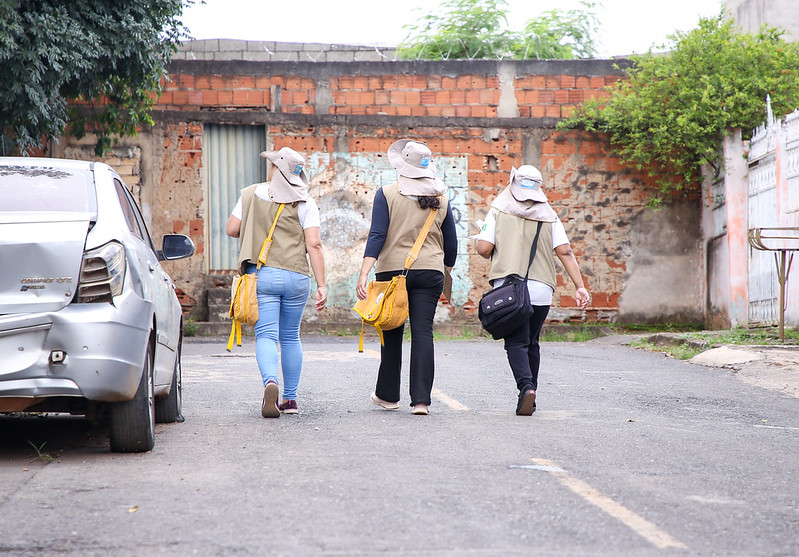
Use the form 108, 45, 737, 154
370, 392, 399, 410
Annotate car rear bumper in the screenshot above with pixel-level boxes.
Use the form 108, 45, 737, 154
0, 290, 152, 408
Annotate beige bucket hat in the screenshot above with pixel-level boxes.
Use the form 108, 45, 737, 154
508, 165, 547, 203
260, 147, 309, 203
388, 139, 446, 196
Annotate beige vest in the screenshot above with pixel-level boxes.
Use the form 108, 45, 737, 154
375, 183, 448, 274
488, 207, 556, 288
237, 185, 310, 276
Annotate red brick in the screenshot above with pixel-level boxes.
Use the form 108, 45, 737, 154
172, 90, 188, 105
451, 90, 466, 104
530, 76, 547, 88
405, 90, 421, 105
232, 90, 248, 105
463, 90, 479, 104
397, 75, 414, 88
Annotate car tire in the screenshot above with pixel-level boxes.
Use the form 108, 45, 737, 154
155, 340, 184, 424
108, 341, 156, 453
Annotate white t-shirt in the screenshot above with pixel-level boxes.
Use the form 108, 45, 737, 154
230, 183, 320, 230
476, 212, 570, 305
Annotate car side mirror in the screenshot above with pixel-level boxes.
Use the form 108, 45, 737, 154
158, 234, 196, 261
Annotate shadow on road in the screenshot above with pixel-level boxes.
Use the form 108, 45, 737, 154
0, 414, 109, 460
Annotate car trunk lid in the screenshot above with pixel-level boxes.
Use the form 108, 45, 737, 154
0, 212, 91, 314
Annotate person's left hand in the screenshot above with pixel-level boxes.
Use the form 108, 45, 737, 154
575, 287, 590, 309
356, 275, 369, 300
315, 286, 327, 312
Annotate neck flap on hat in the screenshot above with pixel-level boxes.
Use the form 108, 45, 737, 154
491, 186, 558, 222
269, 169, 308, 203
397, 176, 446, 197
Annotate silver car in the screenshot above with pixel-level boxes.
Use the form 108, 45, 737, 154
0, 157, 195, 452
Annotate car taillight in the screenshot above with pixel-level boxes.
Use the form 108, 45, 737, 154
77, 242, 126, 303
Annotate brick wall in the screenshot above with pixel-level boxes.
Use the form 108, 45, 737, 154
61, 42, 704, 329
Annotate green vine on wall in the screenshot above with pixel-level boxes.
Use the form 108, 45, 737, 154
558, 15, 799, 206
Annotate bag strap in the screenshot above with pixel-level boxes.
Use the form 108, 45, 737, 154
256, 203, 285, 270
403, 208, 439, 271
522, 221, 544, 281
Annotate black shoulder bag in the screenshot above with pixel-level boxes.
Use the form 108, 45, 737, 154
478, 221, 543, 340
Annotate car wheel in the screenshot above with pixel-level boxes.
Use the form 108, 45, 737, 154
155, 341, 184, 424
108, 341, 155, 453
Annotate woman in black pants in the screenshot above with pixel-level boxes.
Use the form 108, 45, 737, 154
356, 139, 458, 415
476, 165, 589, 415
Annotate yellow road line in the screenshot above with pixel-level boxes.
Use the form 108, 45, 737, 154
432, 388, 470, 411
530, 458, 686, 550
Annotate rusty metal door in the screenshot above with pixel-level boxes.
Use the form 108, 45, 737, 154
205, 124, 266, 272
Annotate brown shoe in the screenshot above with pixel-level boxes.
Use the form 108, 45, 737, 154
261, 381, 280, 418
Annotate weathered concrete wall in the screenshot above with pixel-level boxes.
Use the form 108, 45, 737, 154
616, 198, 704, 324
59, 42, 705, 329
726, 0, 799, 42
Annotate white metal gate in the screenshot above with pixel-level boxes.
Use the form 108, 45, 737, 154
746, 107, 799, 325
747, 116, 778, 325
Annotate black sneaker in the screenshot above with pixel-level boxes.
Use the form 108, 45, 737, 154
516, 389, 536, 416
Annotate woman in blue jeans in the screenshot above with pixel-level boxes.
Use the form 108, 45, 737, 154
226, 147, 326, 418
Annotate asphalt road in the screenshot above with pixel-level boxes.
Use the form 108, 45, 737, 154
1, 334, 797, 556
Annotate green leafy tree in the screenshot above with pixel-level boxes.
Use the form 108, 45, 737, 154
0, 0, 191, 156
559, 15, 799, 204
397, 0, 600, 60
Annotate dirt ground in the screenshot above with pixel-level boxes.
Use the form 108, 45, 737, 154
690, 345, 799, 399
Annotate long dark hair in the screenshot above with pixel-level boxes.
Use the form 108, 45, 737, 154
418, 196, 440, 210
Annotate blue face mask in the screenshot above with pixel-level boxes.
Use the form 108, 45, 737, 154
520, 179, 541, 189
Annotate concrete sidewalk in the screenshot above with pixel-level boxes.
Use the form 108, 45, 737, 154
592, 333, 799, 399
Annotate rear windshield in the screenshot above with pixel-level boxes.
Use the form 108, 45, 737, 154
0, 165, 95, 213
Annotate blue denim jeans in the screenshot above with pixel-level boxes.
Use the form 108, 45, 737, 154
248, 264, 311, 400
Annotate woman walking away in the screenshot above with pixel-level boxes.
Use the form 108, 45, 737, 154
476, 165, 589, 415
226, 147, 327, 418
356, 139, 458, 415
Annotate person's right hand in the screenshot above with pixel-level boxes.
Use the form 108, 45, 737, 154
576, 287, 590, 309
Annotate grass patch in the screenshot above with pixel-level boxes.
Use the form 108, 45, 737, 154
617, 323, 705, 334
183, 318, 199, 337
27, 440, 55, 464
540, 328, 604, 342
629, 338, 706, 360
682, 326, 799, 345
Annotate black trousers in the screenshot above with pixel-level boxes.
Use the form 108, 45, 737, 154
374, 269, 445, 407
502, 305, 550, 393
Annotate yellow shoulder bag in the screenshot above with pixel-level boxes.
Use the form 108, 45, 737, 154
353, 208, 438, 351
